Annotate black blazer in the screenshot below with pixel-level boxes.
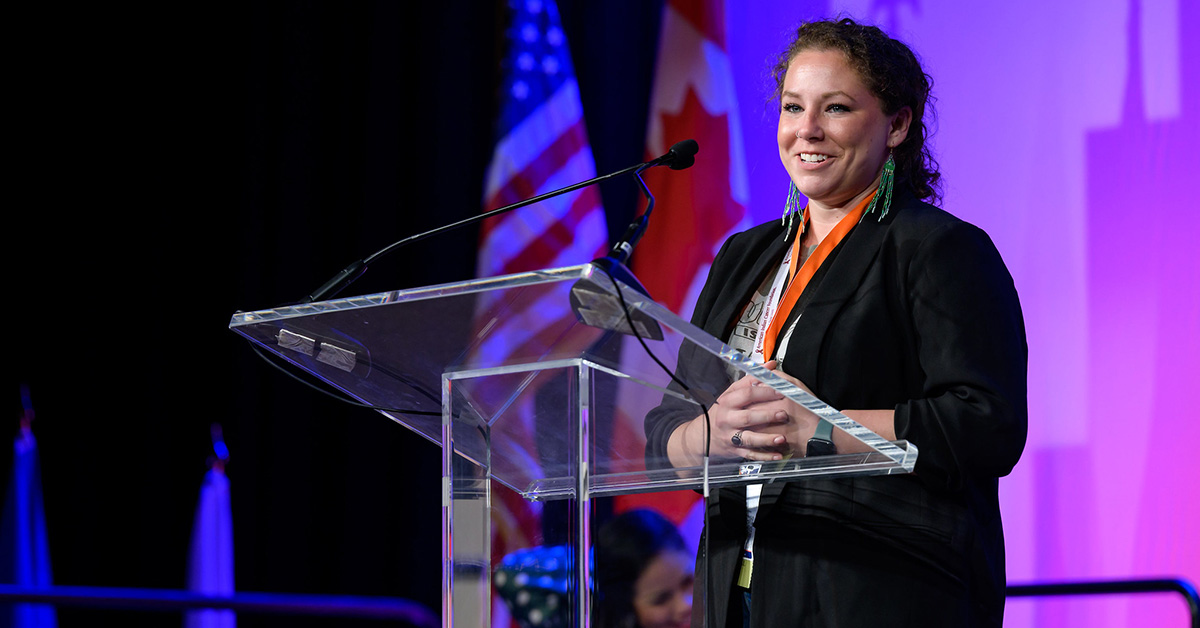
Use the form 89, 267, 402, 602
645, 187, 1027, 626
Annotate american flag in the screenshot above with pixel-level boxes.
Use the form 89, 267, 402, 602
475, 0, 608, 625
186, 426, 234, 628
2, 388, 58, 628
613, 0, 750, 531
478, 0, 608, 280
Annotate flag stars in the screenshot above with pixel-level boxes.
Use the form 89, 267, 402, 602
500, 0, 576, 121
512, 80, 530, 101
521, 23, 539, 44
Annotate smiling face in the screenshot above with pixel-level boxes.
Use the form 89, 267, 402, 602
631, 550, 693, 628
778, 48, 911, 212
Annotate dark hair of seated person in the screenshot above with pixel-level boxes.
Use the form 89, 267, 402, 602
594, 509, 691, 628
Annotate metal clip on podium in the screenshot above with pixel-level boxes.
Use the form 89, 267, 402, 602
229, 263, 917, 628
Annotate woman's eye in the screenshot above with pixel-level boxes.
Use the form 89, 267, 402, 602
782, 103, 802, 113
827, 103, 851, 113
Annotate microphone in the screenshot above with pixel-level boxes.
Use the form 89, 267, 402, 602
644, 138, 699, 171
300, 139, 699, 303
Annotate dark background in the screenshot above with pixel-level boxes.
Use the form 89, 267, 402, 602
7, 2, 670, 625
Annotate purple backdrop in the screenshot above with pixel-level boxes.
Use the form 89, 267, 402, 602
716, 1, 1199, 626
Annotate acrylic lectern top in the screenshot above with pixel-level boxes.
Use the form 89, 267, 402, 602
229, 264, 915, 500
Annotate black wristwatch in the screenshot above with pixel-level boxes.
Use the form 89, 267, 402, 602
806, 419, 836, 456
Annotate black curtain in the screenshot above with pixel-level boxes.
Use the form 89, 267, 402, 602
7, 1, 662, 626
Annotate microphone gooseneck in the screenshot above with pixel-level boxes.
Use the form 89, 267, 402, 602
571, 138, 700, 344
601, 139, 699, 269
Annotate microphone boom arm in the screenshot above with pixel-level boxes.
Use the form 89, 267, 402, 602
303, 139, 697, 303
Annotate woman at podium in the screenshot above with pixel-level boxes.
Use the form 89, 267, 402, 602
644, 17, 1027, 628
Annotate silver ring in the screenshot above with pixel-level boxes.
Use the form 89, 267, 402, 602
731, 430, 744, 447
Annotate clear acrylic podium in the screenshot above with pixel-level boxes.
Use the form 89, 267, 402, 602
229, 264, 917, 627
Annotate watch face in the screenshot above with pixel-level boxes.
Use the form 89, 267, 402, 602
806, 438, 837, 457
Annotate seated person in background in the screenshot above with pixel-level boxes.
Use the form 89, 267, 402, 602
594, 508, 693, 628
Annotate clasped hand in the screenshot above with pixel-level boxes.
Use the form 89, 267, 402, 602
672, 362, 822, 465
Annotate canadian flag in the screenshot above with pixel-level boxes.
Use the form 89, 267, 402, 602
613, 0, 750, 529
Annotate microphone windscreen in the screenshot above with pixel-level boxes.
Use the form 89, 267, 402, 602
667, 139, 699, 170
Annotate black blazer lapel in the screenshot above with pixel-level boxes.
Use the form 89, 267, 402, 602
774, 211, 894, 388
704, 223, 791, 340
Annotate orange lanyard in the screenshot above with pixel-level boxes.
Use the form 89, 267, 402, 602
761, 190, 875, 360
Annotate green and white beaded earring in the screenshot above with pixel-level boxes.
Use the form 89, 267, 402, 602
865, 150, 895, 221
781, 181, 803, 241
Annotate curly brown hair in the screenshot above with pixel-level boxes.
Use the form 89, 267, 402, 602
772, 17, 941, 204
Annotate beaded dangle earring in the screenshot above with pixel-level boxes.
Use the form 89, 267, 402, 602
781, 181, 803, 241
865, 150, 896, 221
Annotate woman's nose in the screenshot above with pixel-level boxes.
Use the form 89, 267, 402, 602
793, 110, 823, 142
